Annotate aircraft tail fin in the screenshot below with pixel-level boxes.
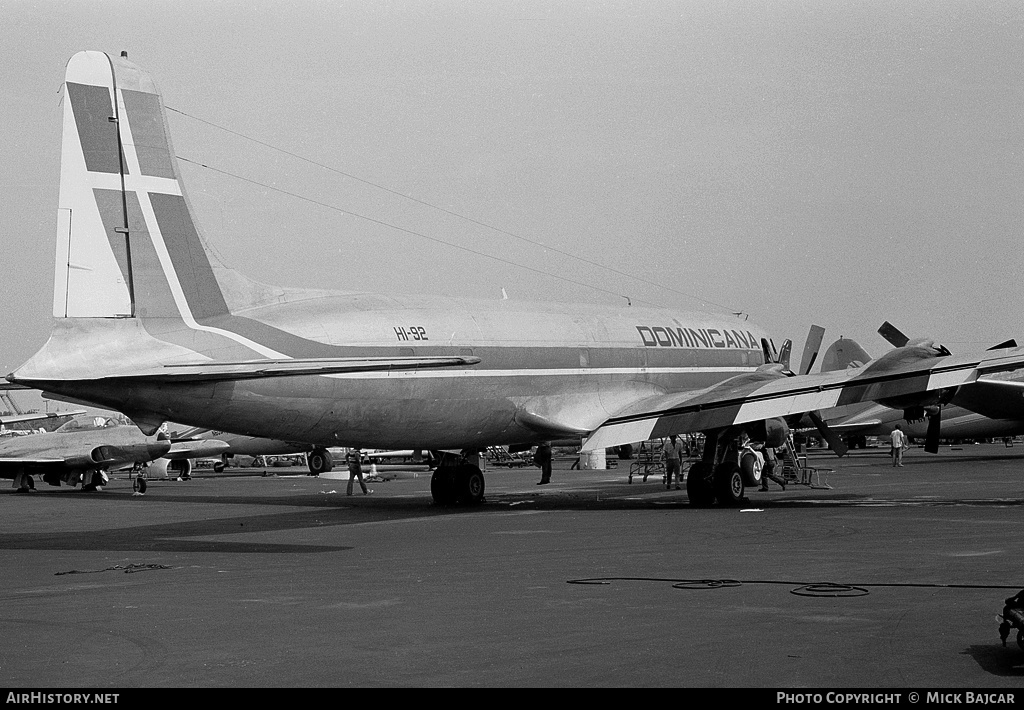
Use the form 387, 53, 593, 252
54, 51, 248, 323
819, 338, 872, 372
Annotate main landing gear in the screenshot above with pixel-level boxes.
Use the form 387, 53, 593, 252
307, 447, 334, 476
429, 452, 485, 506
685, 460, 746, 508
686, 428, 766, 508
12, 470, 35, 493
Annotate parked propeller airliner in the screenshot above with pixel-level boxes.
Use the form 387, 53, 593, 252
815, 325, 1024, 451
9, 51, 1024, 506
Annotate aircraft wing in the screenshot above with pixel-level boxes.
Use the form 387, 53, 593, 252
0, 457, 66, 465
9, 356, 480, 385
364, 450, 417, 459
950, 379, 1024, 420
815, 419, 886, 432
164, 439, 231, 459
0, 409, 87, 426
582, 347, 1024, 451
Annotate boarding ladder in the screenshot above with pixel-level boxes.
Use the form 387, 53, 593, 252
779, 436, 832, 489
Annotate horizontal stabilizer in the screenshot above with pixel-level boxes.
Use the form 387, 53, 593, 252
11, 355, 481, 385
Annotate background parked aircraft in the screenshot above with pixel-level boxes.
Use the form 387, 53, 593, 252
0, 391, 86, 434
815, 324, 1024, 451
162, 424, 317, 475
0, 415, 172, 492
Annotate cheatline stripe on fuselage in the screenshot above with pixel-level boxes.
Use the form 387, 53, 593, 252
317, 366, 758, 380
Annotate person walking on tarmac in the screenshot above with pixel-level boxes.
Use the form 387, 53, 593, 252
758, 444, 787, 491
663, 434, 686, 490
535, 442, 553, 485
890, 424, 909, 467
346, 448, 373, 495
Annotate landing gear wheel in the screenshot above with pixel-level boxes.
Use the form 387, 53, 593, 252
686, 462, 715, 507
714, 461, 745, 507
740, 452, 762, 487
430, 467, 458, 506
432, 464, 485, 505
213, 461, 226, 473
133, 476, 148, 494
307, 448, 333, 475
455, 464, 485, 506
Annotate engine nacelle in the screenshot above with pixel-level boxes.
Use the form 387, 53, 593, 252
745, 417, 790, 448
63, 449, 110, 469
903, 405, 940, 422
871, 340, 954, 411
167, 458, 192, 479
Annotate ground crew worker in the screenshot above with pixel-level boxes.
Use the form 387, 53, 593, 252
759, 445, 787, 491
663, 434, 686, 490
346, 449, 373, 495
535, 442, 553, 485
890, 425, 908, 467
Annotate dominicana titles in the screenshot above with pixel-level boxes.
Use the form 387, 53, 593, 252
636, 325, 759, 350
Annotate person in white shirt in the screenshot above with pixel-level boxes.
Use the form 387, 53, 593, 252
663, 434, 687, 490
890, 425, 908, 467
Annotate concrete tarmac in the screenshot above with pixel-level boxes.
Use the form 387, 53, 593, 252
2, 445, 1024, 688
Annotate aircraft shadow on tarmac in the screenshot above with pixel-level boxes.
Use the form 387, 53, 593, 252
5, 479, 1024, 518
0, 509, 358, 554
963, 645, 1024, 677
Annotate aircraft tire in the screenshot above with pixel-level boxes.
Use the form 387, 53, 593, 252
714, 461, 745, 507
740, 452, 762, 487
133, 477, 148, 494
686, 462, 715, 507
455, 464, 485, 506
430, 467, 458, 506
213, 461, 226, 473
308, 448, 333, 475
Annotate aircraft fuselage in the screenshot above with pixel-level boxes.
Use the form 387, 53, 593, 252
17, 297, 771, 450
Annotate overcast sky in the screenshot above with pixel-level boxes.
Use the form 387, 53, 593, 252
2, 0, 1023, 390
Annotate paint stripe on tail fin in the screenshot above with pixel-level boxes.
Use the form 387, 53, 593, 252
55, 50, 232, 324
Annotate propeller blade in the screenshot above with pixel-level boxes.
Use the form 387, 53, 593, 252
808, 410, 848, 457
988, 339, 1017, 350
799, 325, 826, 375
878, 321, 910, 348
925, 407, 942, 454
777, 339, 793, 369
